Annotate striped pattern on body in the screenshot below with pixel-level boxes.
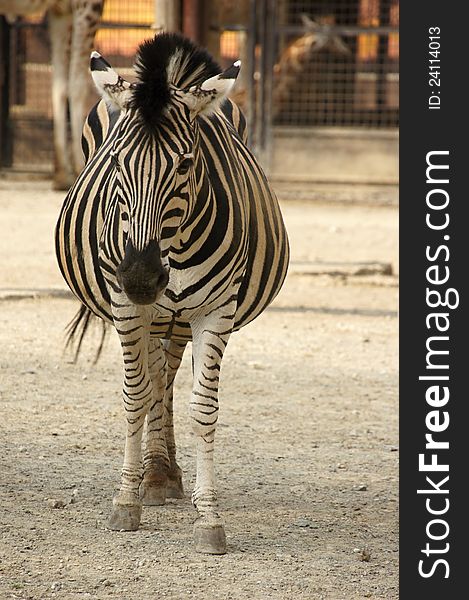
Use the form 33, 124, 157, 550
56, 99, 288, 341
55, 33, 289, 553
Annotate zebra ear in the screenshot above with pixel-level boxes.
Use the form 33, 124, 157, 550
90, 51, 135, 111
181, 61, 241, 116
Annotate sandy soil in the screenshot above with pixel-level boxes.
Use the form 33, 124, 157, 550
0, 180, 398, 599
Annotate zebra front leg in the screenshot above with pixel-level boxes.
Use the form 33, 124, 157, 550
164, 340, 187, 498
190, 322, 232, 554
140, 338, 170, 506
108, 304, 153, 531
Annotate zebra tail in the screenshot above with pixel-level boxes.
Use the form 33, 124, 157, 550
65, 305, 108, 365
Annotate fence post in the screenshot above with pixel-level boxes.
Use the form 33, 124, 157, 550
182, 0, 202, 43
245, 0, 257, 149
0, 16, 12, 168
153, 0, 181, 32
254, 0, 275, 173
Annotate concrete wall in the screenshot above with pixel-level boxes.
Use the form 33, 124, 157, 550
270, 127, 398, 185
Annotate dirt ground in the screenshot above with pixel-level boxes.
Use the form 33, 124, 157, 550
0, 180, 398, 600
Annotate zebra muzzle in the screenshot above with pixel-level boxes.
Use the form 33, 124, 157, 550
116, 239, 169, 305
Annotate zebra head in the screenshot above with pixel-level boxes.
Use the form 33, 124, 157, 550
90, 34, 240, 306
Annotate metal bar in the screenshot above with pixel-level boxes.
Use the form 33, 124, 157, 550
99, 21, 155, 29
261, 0, 276, 173
11, 20, 154, 30
12, 20, 398, 34
0, 17, 12, 167
10, 19, 25, 107
210, 25, 398, 35
275, 25, 399, 36
209, 24, 249, 32
183, 0, 203, 43
256, 0, 267, 159
376, 1, 392, 116
245, 0, 257, 149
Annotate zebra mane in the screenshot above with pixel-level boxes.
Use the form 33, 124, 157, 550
131, 32, 222, 130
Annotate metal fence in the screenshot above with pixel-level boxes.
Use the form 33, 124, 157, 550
274, 0, 399, 127
217, 0, 399, 163
0, 0, 155, 172
0, 0, 399, 180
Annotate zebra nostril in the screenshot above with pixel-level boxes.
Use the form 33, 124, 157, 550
157, 268, 169, 290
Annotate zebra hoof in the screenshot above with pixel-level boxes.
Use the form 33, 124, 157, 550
193, 520, 227, 554
167, 474, 184, 499
140, 482, 167, 506
108, 502, 142, 531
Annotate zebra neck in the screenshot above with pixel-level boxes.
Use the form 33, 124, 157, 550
166, 168, 216, 265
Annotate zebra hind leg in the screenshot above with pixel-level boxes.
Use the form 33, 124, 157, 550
140, 338, 170, 506
141, 338, 186, 502
164, 339, 187, 499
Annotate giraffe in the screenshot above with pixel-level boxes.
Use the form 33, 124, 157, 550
0, 1, 104, 189
230, 14, 350, 120
271, 15, 350, 119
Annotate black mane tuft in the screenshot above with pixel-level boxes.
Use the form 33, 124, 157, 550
131, 33, 221, 130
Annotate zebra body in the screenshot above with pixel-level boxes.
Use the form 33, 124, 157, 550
55, 33, 289, 553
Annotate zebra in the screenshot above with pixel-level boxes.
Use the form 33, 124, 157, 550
55, 32, 289, 554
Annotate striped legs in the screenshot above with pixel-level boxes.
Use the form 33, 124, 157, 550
108, 301, 155, 531
107, 296, 234, 551
107, 301, 186, 528
164, 340, 187, 498
140, 338, 170, 505
140, 338, 186, 503
190, 320, 232, 554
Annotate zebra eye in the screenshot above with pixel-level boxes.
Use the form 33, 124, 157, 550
177, 156, 193, 175
121, 212, 129, 234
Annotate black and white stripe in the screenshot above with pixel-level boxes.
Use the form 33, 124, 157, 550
55, 33, 289, 554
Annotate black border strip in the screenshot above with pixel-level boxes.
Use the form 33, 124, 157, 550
400, 3, 466, 596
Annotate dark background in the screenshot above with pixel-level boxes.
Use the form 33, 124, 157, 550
400, 2, 467, 596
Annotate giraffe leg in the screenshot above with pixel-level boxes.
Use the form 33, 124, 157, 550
108, 302, 153, 531
48, 10, 73, 190
140, 338, 170, 506
69, 0, 103, 177
190, 317, 233, 554
164, 340, 187, 499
